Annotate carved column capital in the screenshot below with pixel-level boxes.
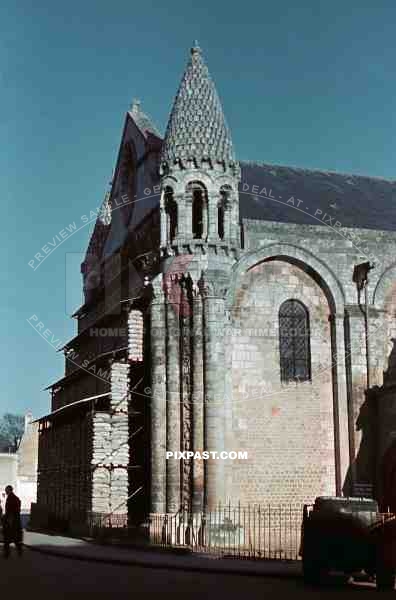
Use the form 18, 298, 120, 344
151, 274, 165, 302
192, 281, 201, 299
198, 276, 228, 300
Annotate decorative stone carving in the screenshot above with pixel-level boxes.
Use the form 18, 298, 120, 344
150, 274, 165, 302
179, 276, 193, 510
198, 276, 228, 300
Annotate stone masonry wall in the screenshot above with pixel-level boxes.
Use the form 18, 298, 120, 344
234, 220, 396, 497
229, 259, 335, 505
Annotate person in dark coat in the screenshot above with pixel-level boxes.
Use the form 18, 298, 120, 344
3, 485, 23, 557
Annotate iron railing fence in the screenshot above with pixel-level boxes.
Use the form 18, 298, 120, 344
149, 504, 396, 560
31, 502, 396, 561
150, 503, 304, 560
88, 512, 129, 529
86, 512, 133, 539
79, 504, 304, 557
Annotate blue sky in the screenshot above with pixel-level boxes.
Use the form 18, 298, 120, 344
2, 0, 396, 417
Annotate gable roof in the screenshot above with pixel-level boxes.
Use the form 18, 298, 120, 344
239, 162, 396, 232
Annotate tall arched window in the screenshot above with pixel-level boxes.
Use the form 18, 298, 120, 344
218, 201, 225, 240
188, 182, 208, 240
164, 187, 177, 242
279, 299, 311, 382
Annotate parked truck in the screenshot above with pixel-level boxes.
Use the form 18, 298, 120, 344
300, 496, 396, 590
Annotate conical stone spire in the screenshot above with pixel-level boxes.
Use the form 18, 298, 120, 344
161, 44, 236, 169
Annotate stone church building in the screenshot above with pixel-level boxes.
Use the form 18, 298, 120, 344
34, 44, 396, 530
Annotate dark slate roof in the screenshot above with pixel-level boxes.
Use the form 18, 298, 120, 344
161, 44, 236, 167
239, 162, 396, 232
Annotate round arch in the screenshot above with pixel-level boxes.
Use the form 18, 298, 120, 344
226, 242, 345, 314
226, 241, 348, 496
372, 262, 396, 308
185, 179, 208, 195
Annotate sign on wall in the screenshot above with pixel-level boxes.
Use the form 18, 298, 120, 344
353, 483, 374, 498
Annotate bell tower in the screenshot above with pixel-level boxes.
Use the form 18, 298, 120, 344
150, 44, 240, 518
159, 42, 241, 258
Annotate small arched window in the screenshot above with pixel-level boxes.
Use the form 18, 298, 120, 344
218, 202, 225, 240
279, 299, 311, 382
165, 187, 177, 242
188, 182, 208, 239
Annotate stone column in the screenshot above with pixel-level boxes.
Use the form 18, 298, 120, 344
222, 200, 230, 244
329, 313, 350, 495
178, 192, 191, 242
150, 276, 167, 514
230, 191, 239, 248
165, 275, 181, 513
159, 188, 167, 248
223, 307, 233, 504
345, 304, 384, 490
207, 191, 218, 242
192, 284, 204, 512
160, 207, 167, 249
200, 278, 226, 510
180, 275, 193, 510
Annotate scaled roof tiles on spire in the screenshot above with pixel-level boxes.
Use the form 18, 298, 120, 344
161, 44, 236, 165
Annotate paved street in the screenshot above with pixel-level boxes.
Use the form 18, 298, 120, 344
0, 547, 385, 598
